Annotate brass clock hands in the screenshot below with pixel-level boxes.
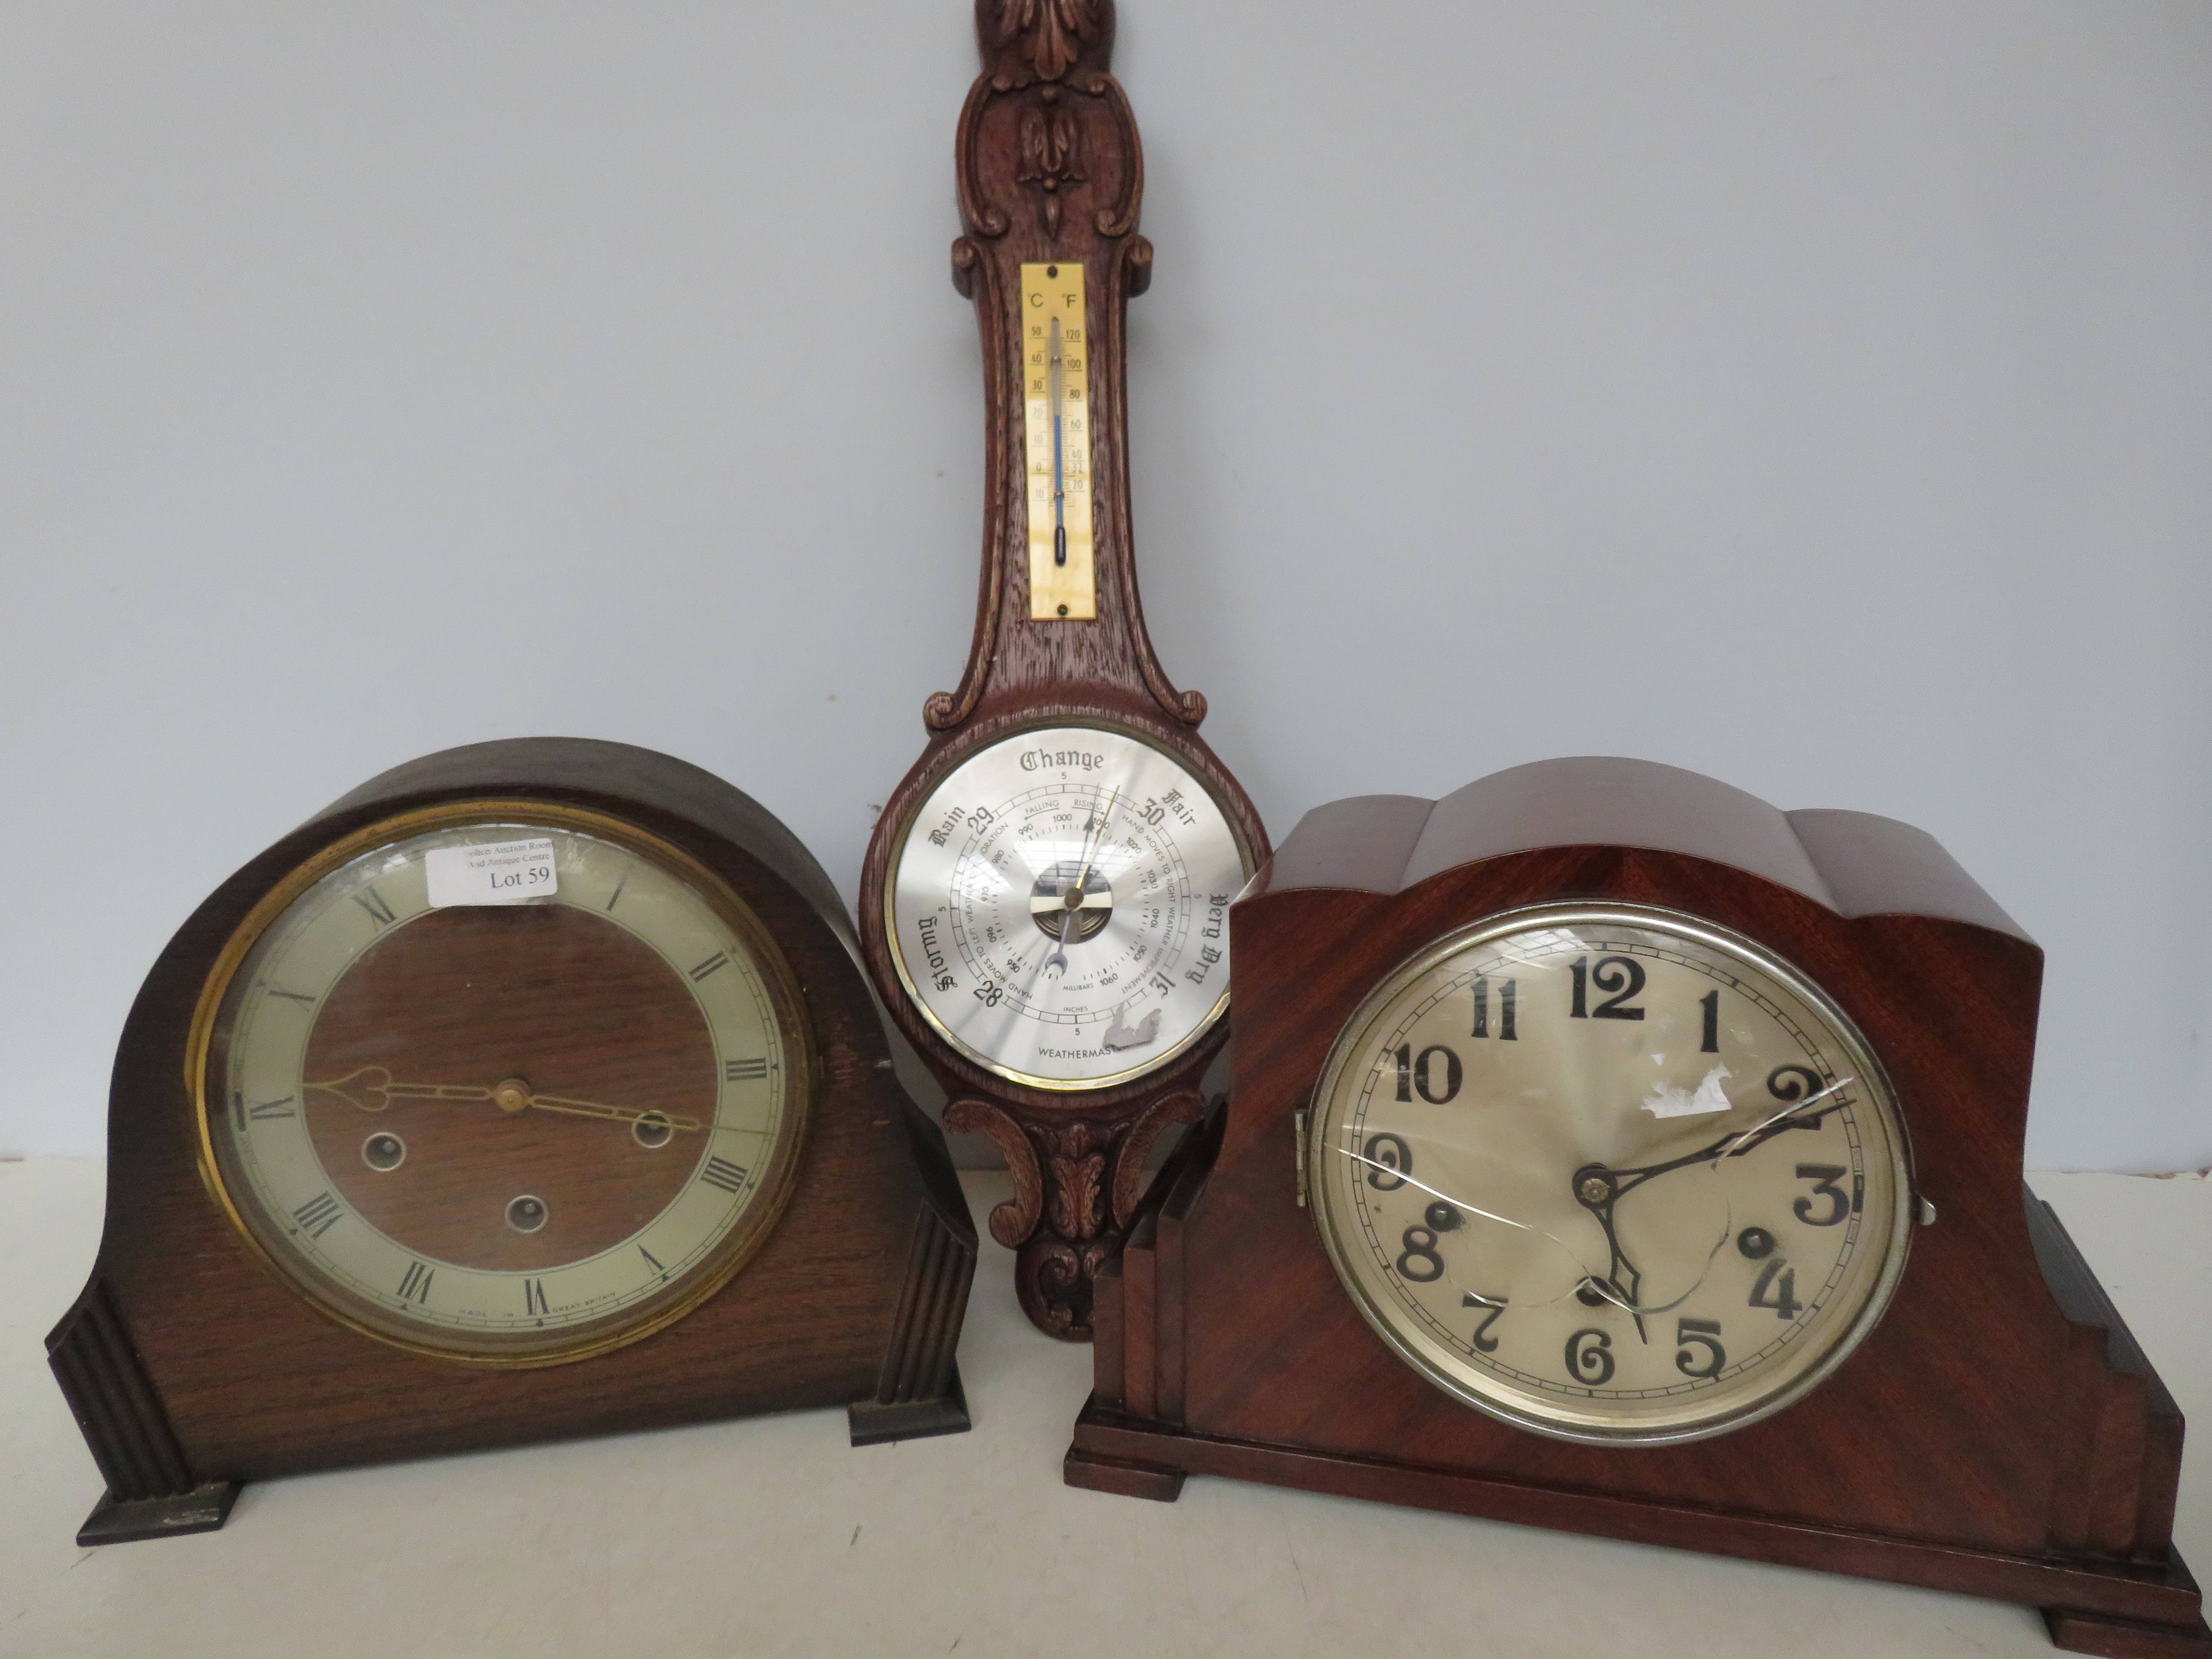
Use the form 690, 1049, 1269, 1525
308, 1065, 704, 1135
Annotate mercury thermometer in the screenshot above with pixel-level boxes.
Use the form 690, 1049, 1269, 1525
1022, 262, 1094, 620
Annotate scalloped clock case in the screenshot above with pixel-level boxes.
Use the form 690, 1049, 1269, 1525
48, 739, 975, 1545
1069, 757, 2207, 1658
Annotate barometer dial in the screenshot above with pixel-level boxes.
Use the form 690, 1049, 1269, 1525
886, 726, 1252, 1090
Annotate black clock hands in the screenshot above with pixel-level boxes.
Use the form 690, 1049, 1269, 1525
1569, 1076, 1856, 1332
1579, 1075, 1857, 1200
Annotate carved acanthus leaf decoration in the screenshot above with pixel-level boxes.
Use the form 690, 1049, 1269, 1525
1016, 101, 1086, 235
993, 0, 1102, 84
1041, 1122, 1109, 1240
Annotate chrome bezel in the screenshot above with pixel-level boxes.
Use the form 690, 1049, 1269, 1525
1306, 901, 1915, 1447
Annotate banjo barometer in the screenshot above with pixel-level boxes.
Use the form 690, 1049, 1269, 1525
860, 0, 1268, 1337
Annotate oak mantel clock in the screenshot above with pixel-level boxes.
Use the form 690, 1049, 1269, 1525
49, 738, 975, 1545
1070, 757, 2209, 1658
859, 0, 1269, 1339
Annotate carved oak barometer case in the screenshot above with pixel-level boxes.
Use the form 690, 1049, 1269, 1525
860, 0, 1268, 1338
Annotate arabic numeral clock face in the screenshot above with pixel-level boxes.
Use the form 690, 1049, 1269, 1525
1308, 905, 1913, 1445
196, 803, 811, 1364
886, 726, 1253, 1090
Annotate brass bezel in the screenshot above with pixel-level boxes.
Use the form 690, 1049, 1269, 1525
881, 717, 1254, 1093
1306, 901, 1916, 1448
189, 798, 815, 1370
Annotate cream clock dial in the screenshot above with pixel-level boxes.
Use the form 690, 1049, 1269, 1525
199, 806, 809, 1363
1308, 904, 1912, 1445
886, 726, 1252, 1090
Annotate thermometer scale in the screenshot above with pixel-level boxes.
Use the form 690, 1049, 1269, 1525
1022, 262, 1094, 620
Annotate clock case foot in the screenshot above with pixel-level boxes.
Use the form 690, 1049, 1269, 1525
848, 1363, 971, 1446
49, 738, 978, 1535
1072, 759, 2208, 1655
76, 1481, 240, 1546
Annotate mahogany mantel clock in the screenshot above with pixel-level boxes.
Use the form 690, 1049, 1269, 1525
859, 0, 1269, 1338
1070, 757, 2208, 1658
48, 739, 975, 1544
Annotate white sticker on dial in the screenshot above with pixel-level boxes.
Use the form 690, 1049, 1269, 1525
424, 838, 557, 907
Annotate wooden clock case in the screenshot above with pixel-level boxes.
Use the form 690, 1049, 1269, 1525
856, 0, 1268, 1339
49, 738, 976, 1545
1069, 757, 2208, 1658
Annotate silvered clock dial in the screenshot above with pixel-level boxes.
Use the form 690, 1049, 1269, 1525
885, 725, 1251, 1091
1307, 903, 1912, 1445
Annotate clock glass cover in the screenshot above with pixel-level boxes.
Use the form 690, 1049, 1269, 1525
195, 802, 810, 1364
886, 725, 1252, 1090
1308, 904, 1912, 1445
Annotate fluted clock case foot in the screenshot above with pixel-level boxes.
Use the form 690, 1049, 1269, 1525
74, 1484, 241, 1548
847, 1363, 971, 1447
1072, 758, 2208, 1656
51, 738, 976, 1538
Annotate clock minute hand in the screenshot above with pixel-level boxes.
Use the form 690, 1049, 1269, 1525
1569, 1077, 1856, 1326
305, 1067, 701, 1133
1586, 1076, 1858, 1199
524, 1093, 704, 1134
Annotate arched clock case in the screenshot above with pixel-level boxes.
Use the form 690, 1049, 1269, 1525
1069, 757, 2208, 1659
48, 738, 976, 1545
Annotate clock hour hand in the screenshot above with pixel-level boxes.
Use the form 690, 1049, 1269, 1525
306, 1066, 703, 1134
1565, 1174, 1651, 1340
1566, 1082, 1854, 1324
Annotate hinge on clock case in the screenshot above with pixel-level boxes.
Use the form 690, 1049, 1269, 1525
1293, 1107, 1310, 1208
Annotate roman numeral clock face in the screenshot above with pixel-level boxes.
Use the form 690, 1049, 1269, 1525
1308, 906, 1914, 1445
195, 805, 811, 1364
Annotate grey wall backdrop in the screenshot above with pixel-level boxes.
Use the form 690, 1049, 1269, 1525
4, 1, 2207, 1172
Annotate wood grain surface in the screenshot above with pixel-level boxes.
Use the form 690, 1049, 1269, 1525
297, 905, 717, 1272
47, 737, 976, 1540
1072, 757, 2209, 1657
857, 0, 1269, 1340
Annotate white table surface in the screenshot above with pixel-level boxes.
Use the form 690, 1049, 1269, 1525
3, 1163, 2206, 1659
